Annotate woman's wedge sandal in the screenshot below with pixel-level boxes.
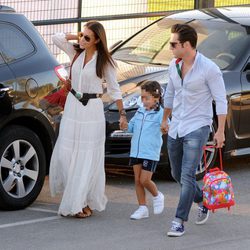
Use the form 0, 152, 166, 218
74, 205, 92, 218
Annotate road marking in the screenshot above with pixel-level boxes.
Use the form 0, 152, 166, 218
0, 216, 60, 229
34, 202, 57, 206
26, 207, 58, 214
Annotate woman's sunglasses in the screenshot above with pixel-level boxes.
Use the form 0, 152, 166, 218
79, 33, 91, 42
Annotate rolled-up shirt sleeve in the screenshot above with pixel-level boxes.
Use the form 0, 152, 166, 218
206, 64, 228, 115
104, 63, 122, 101
52, 32, 76, 61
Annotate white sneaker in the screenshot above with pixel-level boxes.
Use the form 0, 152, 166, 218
153, 191, 164, 214
130, 206, 149, 220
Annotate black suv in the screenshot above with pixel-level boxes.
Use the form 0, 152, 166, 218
0, 6, 64, 210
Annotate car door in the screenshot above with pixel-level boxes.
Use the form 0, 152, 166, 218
238, 58, 250, 149
0, 52, 15, 116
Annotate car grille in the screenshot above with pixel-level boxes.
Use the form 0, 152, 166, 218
105, 137, 131, 154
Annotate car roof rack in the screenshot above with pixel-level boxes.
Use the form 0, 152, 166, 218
0, 5, 16, 12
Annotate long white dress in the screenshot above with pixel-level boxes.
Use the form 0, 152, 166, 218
49, 33, 122, 216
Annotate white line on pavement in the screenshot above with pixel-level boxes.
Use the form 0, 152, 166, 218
0, 216, 60, 229
26, 207, 58, 214
34, 201, 57, 206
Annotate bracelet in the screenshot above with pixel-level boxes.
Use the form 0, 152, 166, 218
119, 109, 127, 116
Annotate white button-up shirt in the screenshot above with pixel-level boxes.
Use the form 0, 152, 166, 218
164, 52, 227, 139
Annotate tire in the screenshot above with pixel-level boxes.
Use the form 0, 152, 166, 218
0, 125, 46, 210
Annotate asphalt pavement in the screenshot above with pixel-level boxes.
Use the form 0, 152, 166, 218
0, 158, 250, 250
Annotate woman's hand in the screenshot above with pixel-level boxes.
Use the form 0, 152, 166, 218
119, 116, 128, 131
65, 33, 78, 41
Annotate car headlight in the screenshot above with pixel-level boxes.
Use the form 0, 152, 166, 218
109, 92, 143, 111
123, 93, 143, 109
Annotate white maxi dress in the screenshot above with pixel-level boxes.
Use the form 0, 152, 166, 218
49, 33, 122, 216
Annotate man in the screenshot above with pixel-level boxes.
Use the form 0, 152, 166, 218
161, 24, 227, 237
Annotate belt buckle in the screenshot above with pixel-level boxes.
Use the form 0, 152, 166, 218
79, 93, 89, 106
75, 91, 82, 100
82, 93, 89, 99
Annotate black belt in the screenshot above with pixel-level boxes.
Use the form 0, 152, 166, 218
70, 89, 101, 106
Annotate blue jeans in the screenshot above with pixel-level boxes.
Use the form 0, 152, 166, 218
167, 126, 210, 222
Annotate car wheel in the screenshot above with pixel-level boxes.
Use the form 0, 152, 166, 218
196, 122, 217, 180
0, 125, 46, 210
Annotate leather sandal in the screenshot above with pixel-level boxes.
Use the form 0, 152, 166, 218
74, 211, 89, 219
82, 206, 92, 217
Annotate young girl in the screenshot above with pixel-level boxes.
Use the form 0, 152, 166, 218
127, 80, 165, 220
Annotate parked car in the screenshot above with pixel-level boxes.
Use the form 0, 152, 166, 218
104, 6, 250, 179
0, 6, 66, 210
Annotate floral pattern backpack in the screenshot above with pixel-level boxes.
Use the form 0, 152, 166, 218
202, 146, 235, 212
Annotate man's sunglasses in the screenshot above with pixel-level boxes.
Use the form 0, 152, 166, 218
79, 33, 91, 42
169, 41, 182, 48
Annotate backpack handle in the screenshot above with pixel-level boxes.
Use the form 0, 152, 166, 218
203, 145, 223, 173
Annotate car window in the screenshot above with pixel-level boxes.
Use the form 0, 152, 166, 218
196, 20, 249, 69
112, 19, 183, 66
0, 23, 35, 63
113, 17, 250, 69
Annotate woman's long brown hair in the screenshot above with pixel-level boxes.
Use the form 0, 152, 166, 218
74, 20, 115, 79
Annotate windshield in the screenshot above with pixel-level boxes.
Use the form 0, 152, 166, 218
113, 17, 250, 69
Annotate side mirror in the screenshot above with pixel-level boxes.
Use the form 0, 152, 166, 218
109, 40, 123, 51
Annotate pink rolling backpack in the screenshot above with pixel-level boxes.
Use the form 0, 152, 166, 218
202, 146, 235, 212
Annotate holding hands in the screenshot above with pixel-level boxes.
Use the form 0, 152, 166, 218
161, 120, 169, 134
119, 115, 128, 131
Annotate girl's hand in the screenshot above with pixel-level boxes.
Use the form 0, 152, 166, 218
119, 116, 128, 131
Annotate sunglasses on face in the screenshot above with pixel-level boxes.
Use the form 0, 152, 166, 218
169, 41, 182, 48
79, 33, 91, 42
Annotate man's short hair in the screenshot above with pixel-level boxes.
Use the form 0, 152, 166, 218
171, 24, 197, 49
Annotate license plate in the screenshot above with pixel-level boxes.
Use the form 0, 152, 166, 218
110, 130, 132, 138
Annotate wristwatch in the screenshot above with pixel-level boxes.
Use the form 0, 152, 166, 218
119, 109, 127, 116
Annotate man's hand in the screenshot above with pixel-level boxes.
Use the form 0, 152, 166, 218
213, 130, 225, 148
161, 120, 169, 134
214, 114, 226, 148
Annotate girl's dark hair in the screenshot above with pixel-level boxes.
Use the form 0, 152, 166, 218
141, 80, 163, 109
73, 20, 115, 78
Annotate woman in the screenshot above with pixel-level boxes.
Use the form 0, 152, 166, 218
49, 21, 128, 218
